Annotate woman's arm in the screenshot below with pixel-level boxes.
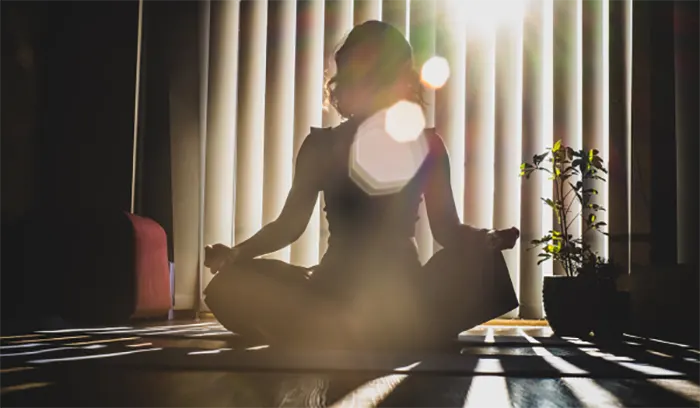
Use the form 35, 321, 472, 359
423, 132, 489, 249
232, 133, 324, 260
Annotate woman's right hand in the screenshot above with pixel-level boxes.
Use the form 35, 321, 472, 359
204, 244, 234, 274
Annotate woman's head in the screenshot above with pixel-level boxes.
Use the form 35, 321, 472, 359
325, 20, 424, 120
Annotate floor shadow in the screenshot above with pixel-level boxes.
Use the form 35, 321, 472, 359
377, 375, 474, 407
505, 377, 582, 408
597, 338, 700, 377
560, 351, 699, 407
373, 351, 479, 407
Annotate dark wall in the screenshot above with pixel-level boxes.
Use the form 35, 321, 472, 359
1, 2, 47, 222
41, 1, 140, 212
1, 1, 45, 324
630, 0, 699, 268
673, 0, 700, 266
1, 1, 140, 322
2, 1, 139, 217
647, 0, 678, 265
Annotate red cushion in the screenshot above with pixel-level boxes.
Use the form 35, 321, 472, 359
126, 213, 171, 318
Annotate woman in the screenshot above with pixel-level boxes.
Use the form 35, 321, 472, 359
204, 20, 519, 349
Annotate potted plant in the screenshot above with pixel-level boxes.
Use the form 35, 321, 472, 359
520, 140, 623, 338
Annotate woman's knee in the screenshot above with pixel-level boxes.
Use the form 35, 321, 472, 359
425, 246, 503, 271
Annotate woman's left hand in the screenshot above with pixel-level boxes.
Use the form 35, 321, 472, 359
486, 227, 520, 251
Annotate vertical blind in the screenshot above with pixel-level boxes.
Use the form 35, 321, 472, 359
165, 0, 633, 318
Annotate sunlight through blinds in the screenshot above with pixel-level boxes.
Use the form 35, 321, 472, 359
167, 0, 624, 315
291, 0, 325, 267
235, 0, 268, 244
262, 0, 297, 261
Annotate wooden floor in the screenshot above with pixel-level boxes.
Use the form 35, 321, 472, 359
1, 319, 699, 407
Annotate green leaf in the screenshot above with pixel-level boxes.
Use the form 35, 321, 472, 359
546, 242, 562, 253
591, 157, 607, 173
533, 152, 548, 166
552, 140, 562, 153
531, 236, 552, 245
588, 204, 606, 211
572, 149, 584, 158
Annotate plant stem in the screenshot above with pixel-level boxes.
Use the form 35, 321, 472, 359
566, 212, 581, 230
556, 155, 574, 276
564, 191, 578, 214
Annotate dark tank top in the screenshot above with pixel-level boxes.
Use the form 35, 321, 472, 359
310, 119, 439, 294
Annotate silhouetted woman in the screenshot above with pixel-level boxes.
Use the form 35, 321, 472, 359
204, 20, 520, 349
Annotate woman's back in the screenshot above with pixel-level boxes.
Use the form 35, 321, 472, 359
310, 119, 440, 290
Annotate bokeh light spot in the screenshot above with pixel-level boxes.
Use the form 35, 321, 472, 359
421, 56, 450, 89
350, 105, 430, 196
385, 101, 426, 143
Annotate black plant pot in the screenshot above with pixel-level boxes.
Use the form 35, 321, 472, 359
592, 279, 628, 341
543, 276, 596, 337
544, 275, 625, 339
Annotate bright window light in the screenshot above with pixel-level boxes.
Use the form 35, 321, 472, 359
445, 0, 529, 36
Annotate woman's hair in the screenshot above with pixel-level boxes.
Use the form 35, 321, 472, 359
325, 20, 425, 119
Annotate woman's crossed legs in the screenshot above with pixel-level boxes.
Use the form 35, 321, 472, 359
203, 244, 518, 349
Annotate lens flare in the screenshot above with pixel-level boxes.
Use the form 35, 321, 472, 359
385, 101, 426, 142
350, 104, 430, 196
421, 56, 450, 89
